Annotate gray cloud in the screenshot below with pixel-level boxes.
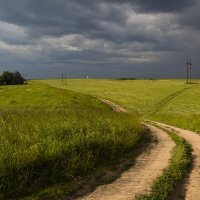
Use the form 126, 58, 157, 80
0, 0, 199, 78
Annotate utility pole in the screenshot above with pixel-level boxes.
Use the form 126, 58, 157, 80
189, 60, 192, 83
62, 73, 63, 85
186, 59, 189, 83
64, 73, 67, 85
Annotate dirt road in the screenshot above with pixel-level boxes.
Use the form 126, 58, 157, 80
154, 122, 200, 200
79, 123, 175, 200
97, 97, 127, 113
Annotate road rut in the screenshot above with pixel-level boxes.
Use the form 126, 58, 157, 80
154, 121, 200, 200
78, 123, 175, 200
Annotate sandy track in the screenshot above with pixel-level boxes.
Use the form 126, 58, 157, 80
154, 122, 200, 200
78, 123, 175, 200
96, 97, 127, 113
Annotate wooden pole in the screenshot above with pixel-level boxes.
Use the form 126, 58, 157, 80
189, 60, 192, 83
187, 60, 189, 83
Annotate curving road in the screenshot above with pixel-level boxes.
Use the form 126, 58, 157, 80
79, 124, 175, 200
78, 99, 175, 200
154, 122, 200, 200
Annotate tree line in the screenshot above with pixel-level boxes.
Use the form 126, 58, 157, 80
0, 71, 26, 85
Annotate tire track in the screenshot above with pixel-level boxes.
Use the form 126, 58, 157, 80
153, 121, 200, 200
96, 97, 127, 113
77, 98, 175, 200
149, 86, 193, 115
78, 124, 175, 200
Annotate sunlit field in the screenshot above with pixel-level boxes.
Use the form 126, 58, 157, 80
39, 79, 200, 132
0, 82, 143, 199
1, 79, 200, 199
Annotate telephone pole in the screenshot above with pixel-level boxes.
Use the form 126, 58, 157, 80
62, 73, 64, 85
186, 59, 189, 83
65, 73, 67, 85
189, 60, 192, 83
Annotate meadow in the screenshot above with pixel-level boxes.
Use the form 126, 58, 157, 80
1, 79, 200, 199
0, 82, 143, 199
39, 79, 200, 132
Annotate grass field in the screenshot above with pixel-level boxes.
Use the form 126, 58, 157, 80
39, 79, 200, 132
1, 79, 200, 199
0, 82, 143, 199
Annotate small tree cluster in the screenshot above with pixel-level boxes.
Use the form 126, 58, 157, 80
0, 71, 26, 85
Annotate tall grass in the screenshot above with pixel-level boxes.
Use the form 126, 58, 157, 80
0, 107, 142, 199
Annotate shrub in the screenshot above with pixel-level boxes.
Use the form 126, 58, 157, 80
0, 71, 26, 85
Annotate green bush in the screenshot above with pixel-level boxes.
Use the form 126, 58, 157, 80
0, 71, 26, 85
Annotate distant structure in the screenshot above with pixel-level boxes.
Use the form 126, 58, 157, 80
186, 60, 189, 83
186, 59, 192, 83
189, 60, 192, 83
61, 73, 67, 85
86, 76, 89, 79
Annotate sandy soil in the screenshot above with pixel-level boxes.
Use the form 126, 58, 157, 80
154, 122, 200, 200
97, 97, 127, 113
78, 123, 175, 200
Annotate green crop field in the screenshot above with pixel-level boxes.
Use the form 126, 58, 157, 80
1, 79, 200, 199
39, 79, 200, 132
0, 82, 143, 199
37, 79, 189, 114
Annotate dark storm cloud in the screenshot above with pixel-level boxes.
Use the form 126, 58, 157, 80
0, 0, 195, 39
175, 0, 200, 30
125, 0, 194, 13
0, 0, 199, 78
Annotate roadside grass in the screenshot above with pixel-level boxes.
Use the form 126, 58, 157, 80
149, 114, 200, 133
0, 83, 144, 199
136, 124, 192, 200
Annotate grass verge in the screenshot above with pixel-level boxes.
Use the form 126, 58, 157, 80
136, 123, 192, 200
149, 114, 200, 134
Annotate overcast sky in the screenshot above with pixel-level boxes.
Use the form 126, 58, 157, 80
0, 0, 199, 78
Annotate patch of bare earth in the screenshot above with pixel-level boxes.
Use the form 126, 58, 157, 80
96, 97, 127, 113
78, 124, 175, 200
154, 122, 200, 200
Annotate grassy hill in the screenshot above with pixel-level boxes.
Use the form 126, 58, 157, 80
2, 79, 200, 199
0, 82, 143, 199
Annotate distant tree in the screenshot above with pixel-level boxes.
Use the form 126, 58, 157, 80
0, 71, 26, 85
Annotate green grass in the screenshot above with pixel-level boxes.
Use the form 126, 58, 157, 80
39, 79, 200, 133
2, 79, 200, 199
0, 82, 143, 199
136, 124, 192, 200
148, 84, 200, 133
38, 79, 197, 199
0, 82, 108, 110
37, 79, 192, 115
